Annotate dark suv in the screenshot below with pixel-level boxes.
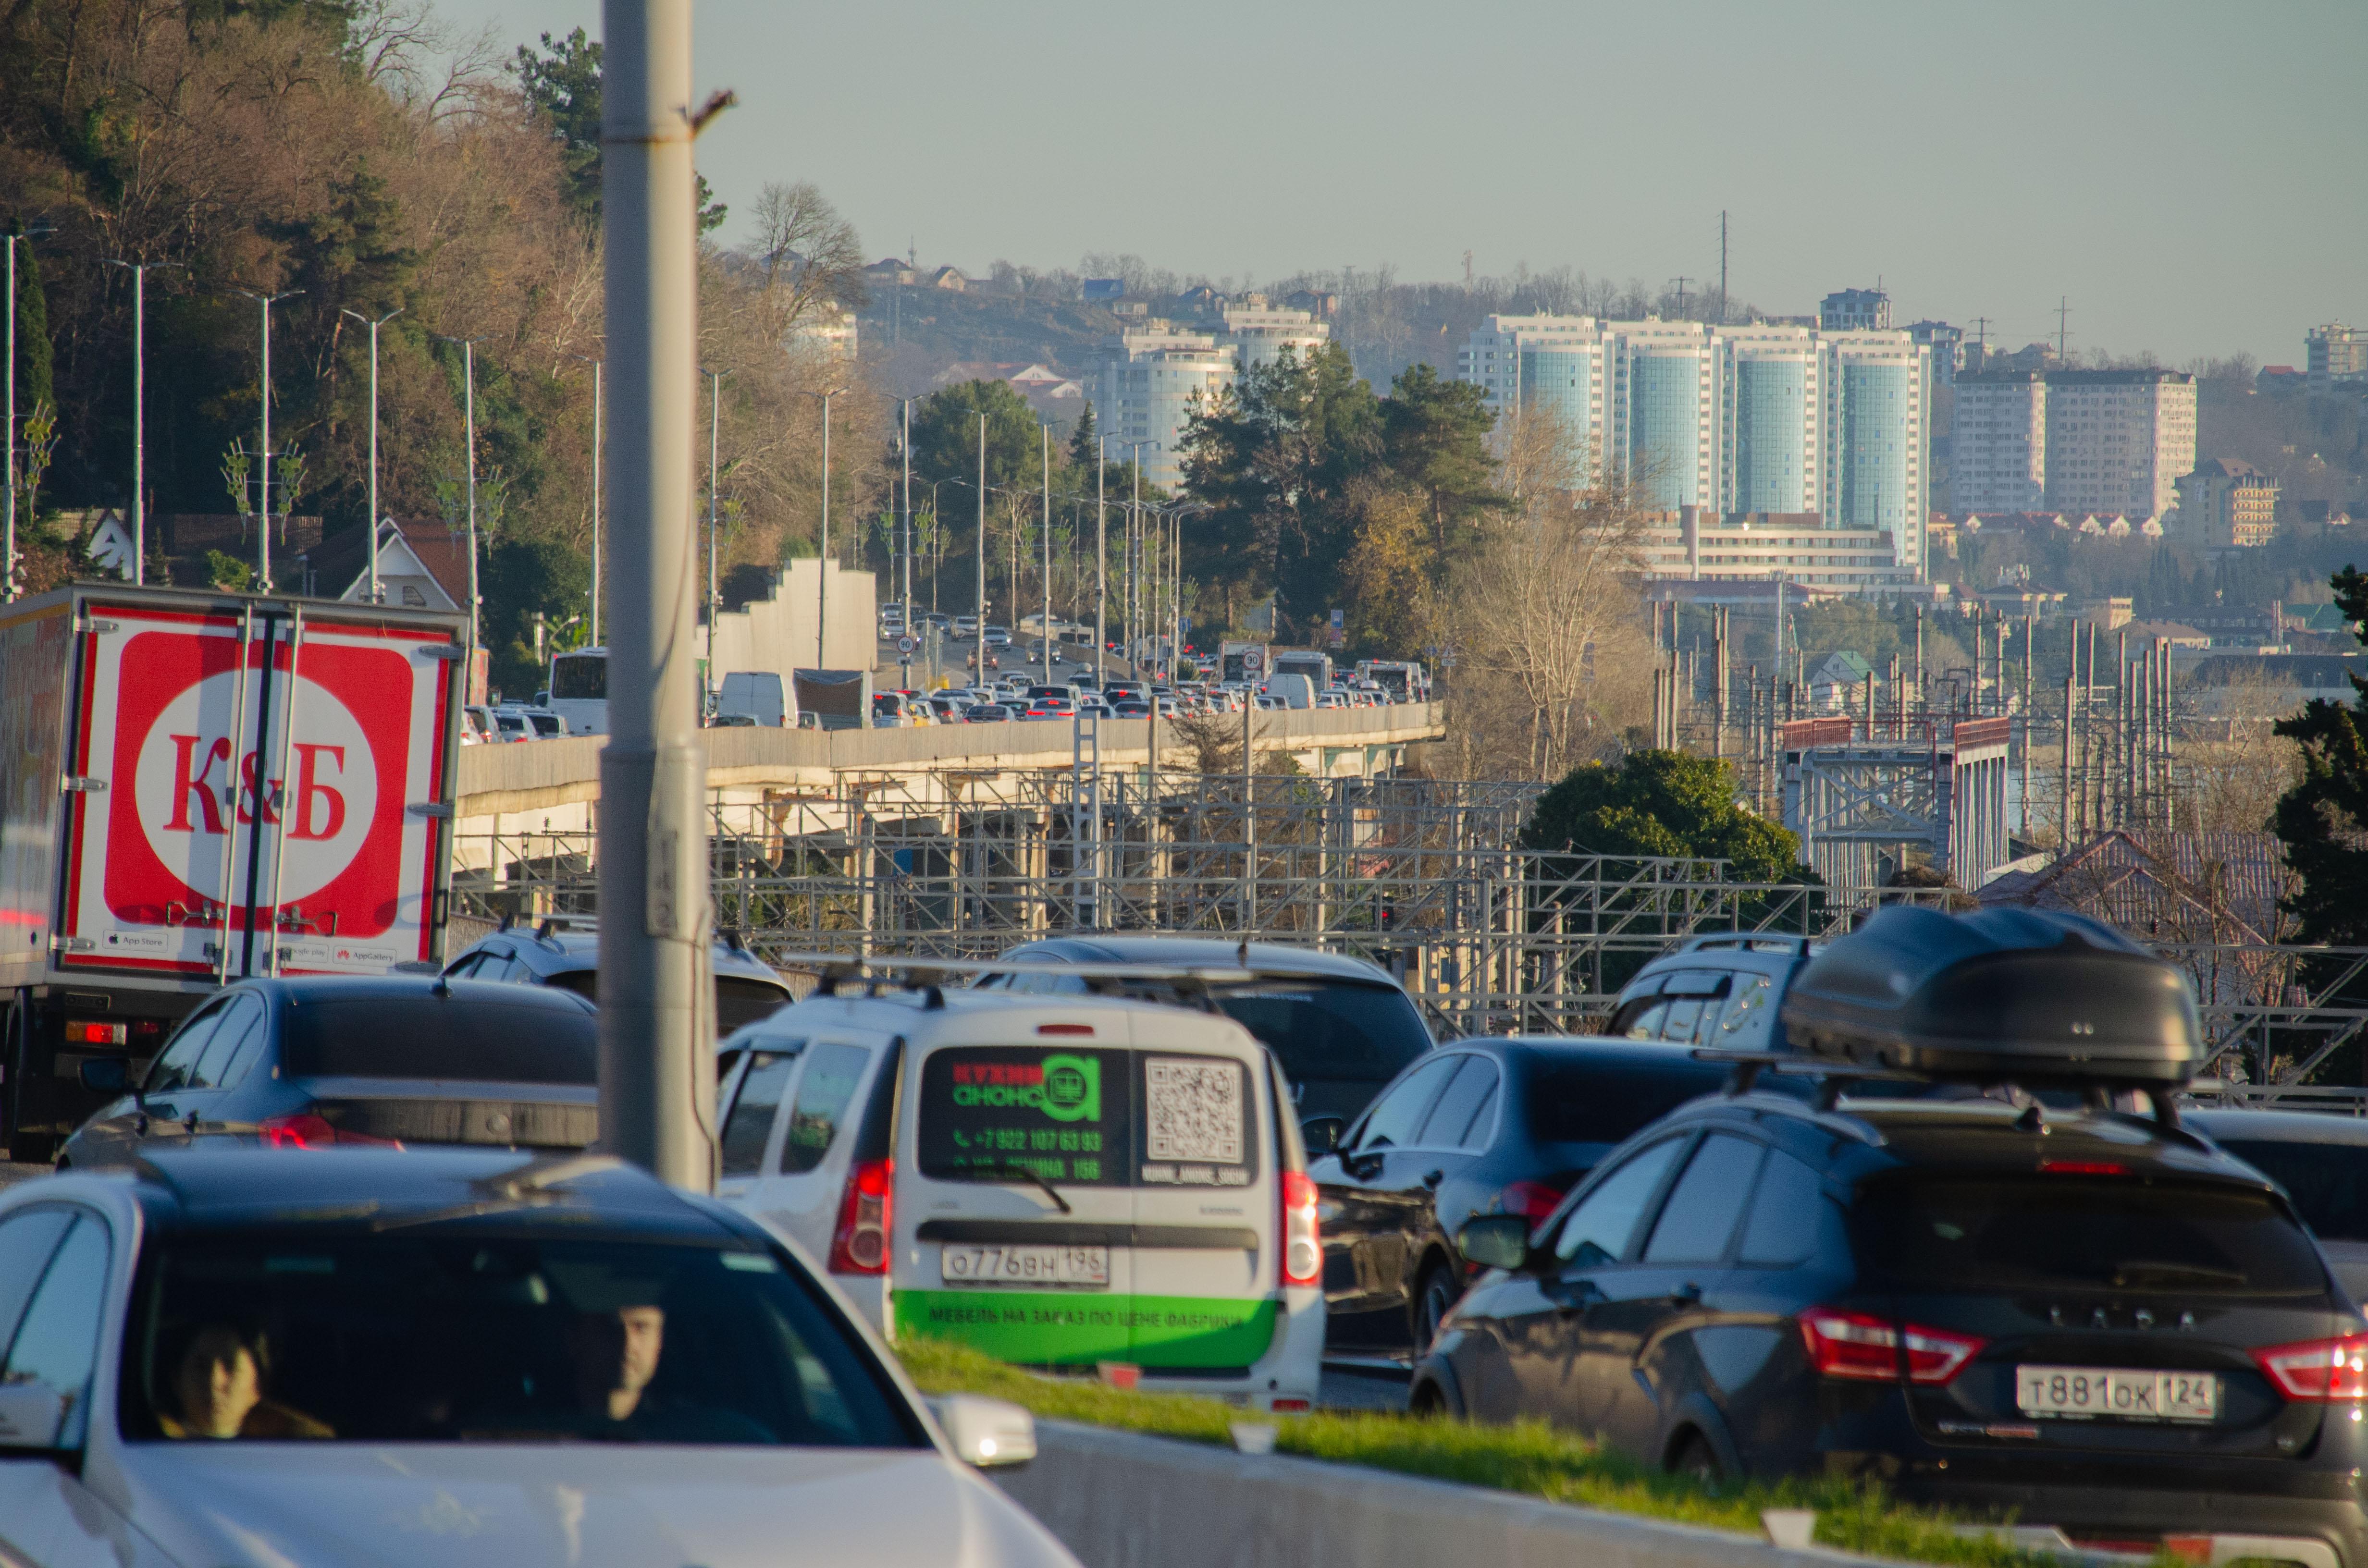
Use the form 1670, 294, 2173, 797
1416, 908, 2367, 1568
445, 918, 798, 1035
1600, 932, 1817, 1047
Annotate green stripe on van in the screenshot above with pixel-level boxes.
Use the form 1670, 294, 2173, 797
894, 1290, 1278, 1368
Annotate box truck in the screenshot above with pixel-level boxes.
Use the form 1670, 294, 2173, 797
1219, 641, 1269, 685
0, 585, 467, 1161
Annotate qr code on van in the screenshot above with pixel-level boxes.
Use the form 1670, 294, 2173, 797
1144, 1058, 1244, 1164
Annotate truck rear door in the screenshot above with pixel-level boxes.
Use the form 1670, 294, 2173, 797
56, 598, 462, 980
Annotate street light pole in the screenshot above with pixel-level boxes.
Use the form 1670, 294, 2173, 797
598, 0, 712, 1190
234, 287, 305, 592
899, 398, 913, 690
105, 260, 184, 585
703, 366, 725, 701
1117, 440, 1158, 674
570, 354, 604, 645
1051, 421, 1061, 686
974, 413, 987, 659
4, 235, 14, 600
434, 334, 487, 656
342, 306, 402, 603
1095, 439, 1106, 684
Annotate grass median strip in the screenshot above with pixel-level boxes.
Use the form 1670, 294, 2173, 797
896, 1337, 2092, 1568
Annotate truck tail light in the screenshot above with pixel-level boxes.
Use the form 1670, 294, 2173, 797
1281, 1170, 1321, 1287
1800, 1306, 1984, 1384
256, 1114, 402, 1151
2253, 1335, 2368, 1400
830, 1157, 893, 1274
66, 1020, 127, 1045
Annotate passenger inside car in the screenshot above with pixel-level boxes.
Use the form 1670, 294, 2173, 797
160, 1324, 332, 1440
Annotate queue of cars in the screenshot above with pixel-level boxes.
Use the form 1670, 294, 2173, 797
22, 902, 2368, 1568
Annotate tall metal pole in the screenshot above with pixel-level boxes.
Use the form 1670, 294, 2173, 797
4, 237, 13, 600
600, 0, 711, 1189
1095, 439, 1107, 685
900, 398, 912, 690
1051, 421, 1061, 686
570, 354, 604, 645
974, 413, 987, 651
464, 342, 478, 650
819, 389, 833, 669
705, 367, 723, 692
109, 260, 185, 585
343, 307, 401, 603
234, 288, 305, 591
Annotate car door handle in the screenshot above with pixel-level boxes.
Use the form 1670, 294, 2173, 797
1669, 1281, 1702, 1305
1421, 1169, 1444, 1190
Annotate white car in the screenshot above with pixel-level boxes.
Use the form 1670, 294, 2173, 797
0, 1150, 1076, 1568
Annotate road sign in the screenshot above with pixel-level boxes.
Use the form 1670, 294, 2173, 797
898, 635, 918, 654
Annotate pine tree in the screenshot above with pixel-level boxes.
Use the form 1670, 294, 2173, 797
1065, 404, 1098, 473
8, 224, 54, 416
2274, 566, 2368, 943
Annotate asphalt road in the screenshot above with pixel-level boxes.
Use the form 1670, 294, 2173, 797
1319, 1361, 1411, 1414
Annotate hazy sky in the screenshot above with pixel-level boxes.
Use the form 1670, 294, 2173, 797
437, 0, 2366, 367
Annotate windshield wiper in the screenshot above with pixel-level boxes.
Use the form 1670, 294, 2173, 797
997, 1162, 1073, 1215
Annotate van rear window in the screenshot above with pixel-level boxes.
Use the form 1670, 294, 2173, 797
917, 1047, 1257, 1189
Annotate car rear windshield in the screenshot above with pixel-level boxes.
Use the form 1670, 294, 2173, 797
1853, 1176, 2328, 1296
1523, 1056, 1748, 1146
542, 971, 789, 1035
282, 997, 596, 1083
1217, 982, 1431, 1088
917, 1045, 1259, 1189
2215, 1139, 2368, 1244
121, 1232, 921, 1447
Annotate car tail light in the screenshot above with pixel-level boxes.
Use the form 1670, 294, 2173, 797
1498, 1180, 1565, 1223
1901, 1322, 1986, 1383
2252, 1335, 2368, 1401
1800, 1306, 1984, 1384
1281, 1170, 1321, 1287
256, 1114, 402, 1150
830, 1157, 893, 1274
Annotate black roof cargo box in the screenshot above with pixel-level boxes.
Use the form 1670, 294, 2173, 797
1780, 906, 2200, 1088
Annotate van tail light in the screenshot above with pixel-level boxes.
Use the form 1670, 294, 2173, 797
1498, 1180, 1566, 1223
830, 1157, 893, 1274
1800, 1306, 1984, 1385
1281, 1170, 1321, 1287
256, 1114, 402, 1151
2253, 1335, 2368, 1401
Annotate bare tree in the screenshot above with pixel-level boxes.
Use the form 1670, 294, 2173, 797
745, 181, 866, 332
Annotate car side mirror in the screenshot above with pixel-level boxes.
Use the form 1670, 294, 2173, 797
1300, 1115, 1346, 1156
78, 1056, 131, 1098
0, 1384, 69, 1451
936, 1393, 1036, 1470
1458, 1214, 1537, 1273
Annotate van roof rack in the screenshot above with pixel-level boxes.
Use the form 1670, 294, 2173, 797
763, 949, 1258, 1000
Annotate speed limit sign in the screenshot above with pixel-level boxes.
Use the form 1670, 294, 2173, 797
898, 635, 918, 654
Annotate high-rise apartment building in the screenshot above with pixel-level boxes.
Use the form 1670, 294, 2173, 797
1952, 368, 2195, 522
2041, 370, 2195, 520
2307, 323, 2368, 395
1089, 307, 1330, 489
1953, 371, 2047, 512
1819, 288, 1890, 332
1457, 315, 1929, 578
1906, 320, 1963, 386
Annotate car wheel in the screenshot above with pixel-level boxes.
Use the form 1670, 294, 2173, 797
1408, 1377, 1451, 1419
1414, 1262, 1460, 1355
1669, 1432, 1724, 1491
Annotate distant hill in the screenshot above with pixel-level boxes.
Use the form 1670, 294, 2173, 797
860, 284, 1124, 397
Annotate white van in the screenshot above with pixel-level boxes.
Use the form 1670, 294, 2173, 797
715, 988, 1324, 1411
1265, 673, 1316, 710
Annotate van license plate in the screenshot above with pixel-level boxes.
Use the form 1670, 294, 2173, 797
2015, 1366, 2218, 1421
941, 1244, 1110, 1288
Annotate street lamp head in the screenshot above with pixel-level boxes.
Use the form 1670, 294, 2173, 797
342, 306, 403, 327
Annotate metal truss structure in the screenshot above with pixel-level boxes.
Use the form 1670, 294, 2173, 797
1780, 717, 2013, 894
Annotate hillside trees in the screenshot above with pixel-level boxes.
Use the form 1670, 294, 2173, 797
2274, 566, 2368, 944
2, 0, 883, 693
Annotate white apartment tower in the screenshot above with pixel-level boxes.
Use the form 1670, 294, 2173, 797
1090, 307, 1330, 489
1953, 372, 2047, 512
1954, 368, 2195, 521
1458, 314, 1929, 575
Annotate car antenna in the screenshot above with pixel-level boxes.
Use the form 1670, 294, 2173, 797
498, 912, 517, 932
535, 917, 557, 943
1236, 938, 1250, 967
432, 968, 451, 997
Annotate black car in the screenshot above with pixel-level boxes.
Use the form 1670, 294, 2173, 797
2192, 1109, 2368, 1302
1417, 908, 2368, 1568
57, 975, 599, 1168
1312, 1037, 1809, 1355
978, 936, 1435, 1125
445, 918, 798, 1034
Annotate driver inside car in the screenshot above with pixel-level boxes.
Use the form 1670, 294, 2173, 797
159, 1324, 333, 1440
